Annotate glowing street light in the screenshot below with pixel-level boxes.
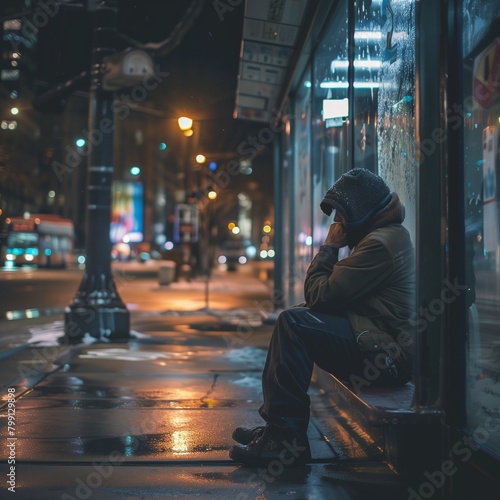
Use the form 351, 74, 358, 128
196, 154, 206, 164
208, 190, 218, 200
178, 116, 193, 131
10, 107, 19, 115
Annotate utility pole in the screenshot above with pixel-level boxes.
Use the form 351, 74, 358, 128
64, 0, 130, 342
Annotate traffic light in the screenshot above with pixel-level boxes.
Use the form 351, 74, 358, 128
129, 166, 141, 176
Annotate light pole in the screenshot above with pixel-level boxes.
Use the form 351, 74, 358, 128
177, 116, 195, 278
203, 188, 217, 309
177, 116, 194, 200
64, 0, 129, 342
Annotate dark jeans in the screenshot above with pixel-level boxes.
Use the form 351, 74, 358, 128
258, 307, 366, 436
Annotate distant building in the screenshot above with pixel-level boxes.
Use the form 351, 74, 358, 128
0, 1, 40, 219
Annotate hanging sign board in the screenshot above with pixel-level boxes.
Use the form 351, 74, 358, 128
174, 204, 199, 243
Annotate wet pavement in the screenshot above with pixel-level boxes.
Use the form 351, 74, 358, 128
0, 267, 404, 499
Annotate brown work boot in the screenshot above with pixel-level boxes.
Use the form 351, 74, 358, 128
231, 425, 264, 445
229, 425, 311, 467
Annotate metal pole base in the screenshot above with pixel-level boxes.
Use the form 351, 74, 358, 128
64, 305, 130, 343
63, 271, 130, 343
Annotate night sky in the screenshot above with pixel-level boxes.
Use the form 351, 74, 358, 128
35, 0, 265, 155
32, 0, 274, 203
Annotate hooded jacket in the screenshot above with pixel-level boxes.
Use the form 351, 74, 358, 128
304, 197, 415, 361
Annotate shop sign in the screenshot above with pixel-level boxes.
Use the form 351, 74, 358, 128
473, 38, 500, 109
174, 204, 199, 243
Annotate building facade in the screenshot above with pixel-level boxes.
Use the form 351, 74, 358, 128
235, 0, 500, 495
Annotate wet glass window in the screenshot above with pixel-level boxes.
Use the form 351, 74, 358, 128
376, 0, 416, 241
311, 0, 348, 254
462, 0, 500, 456
292, 65, 313, 303
280, 115, 293, 305
353, 0, 382, 172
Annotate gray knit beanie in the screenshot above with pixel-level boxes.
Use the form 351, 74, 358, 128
320, 168, 391, 227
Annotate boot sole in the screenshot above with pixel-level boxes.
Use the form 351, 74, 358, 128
229, 445, 311, 467
231, 427, 263, 445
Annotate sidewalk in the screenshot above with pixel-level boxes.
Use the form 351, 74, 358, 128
0, 268, 396, 499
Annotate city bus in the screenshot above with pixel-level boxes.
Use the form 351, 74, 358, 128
2, 214, 74, 268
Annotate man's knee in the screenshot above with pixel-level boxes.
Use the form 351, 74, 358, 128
275, 307, 312, 342
277, 307, 307, 328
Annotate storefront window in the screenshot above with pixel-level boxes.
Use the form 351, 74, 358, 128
463, 0, 500, 456
279, 114, 293, 307
353, 0, 382, 172
292, 67, 313, 303
376, 0, 416, 239
311, 0, 349, 253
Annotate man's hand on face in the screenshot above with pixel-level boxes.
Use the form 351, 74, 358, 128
324, 222, 347, 248
324, 211, 348, 248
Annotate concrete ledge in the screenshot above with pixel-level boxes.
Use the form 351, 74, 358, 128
313, 367, 443, 477
314, 367, 441, 426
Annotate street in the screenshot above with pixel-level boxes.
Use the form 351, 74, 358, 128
0, 261, 273, 319
0, 263, 399, 499
2, 263, 497, 498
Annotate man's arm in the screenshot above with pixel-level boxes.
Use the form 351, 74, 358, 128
304, 235, 393, 313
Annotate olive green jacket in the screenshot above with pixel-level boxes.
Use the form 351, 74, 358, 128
304, 224, 415, 358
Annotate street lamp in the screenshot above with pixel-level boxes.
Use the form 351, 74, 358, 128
177, 116, 195, 277
177, 116, 195, 197
178, 117, 193, 137
203, 189, 219, 309
178, 116, 193, 130
64, 0, 130, 342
